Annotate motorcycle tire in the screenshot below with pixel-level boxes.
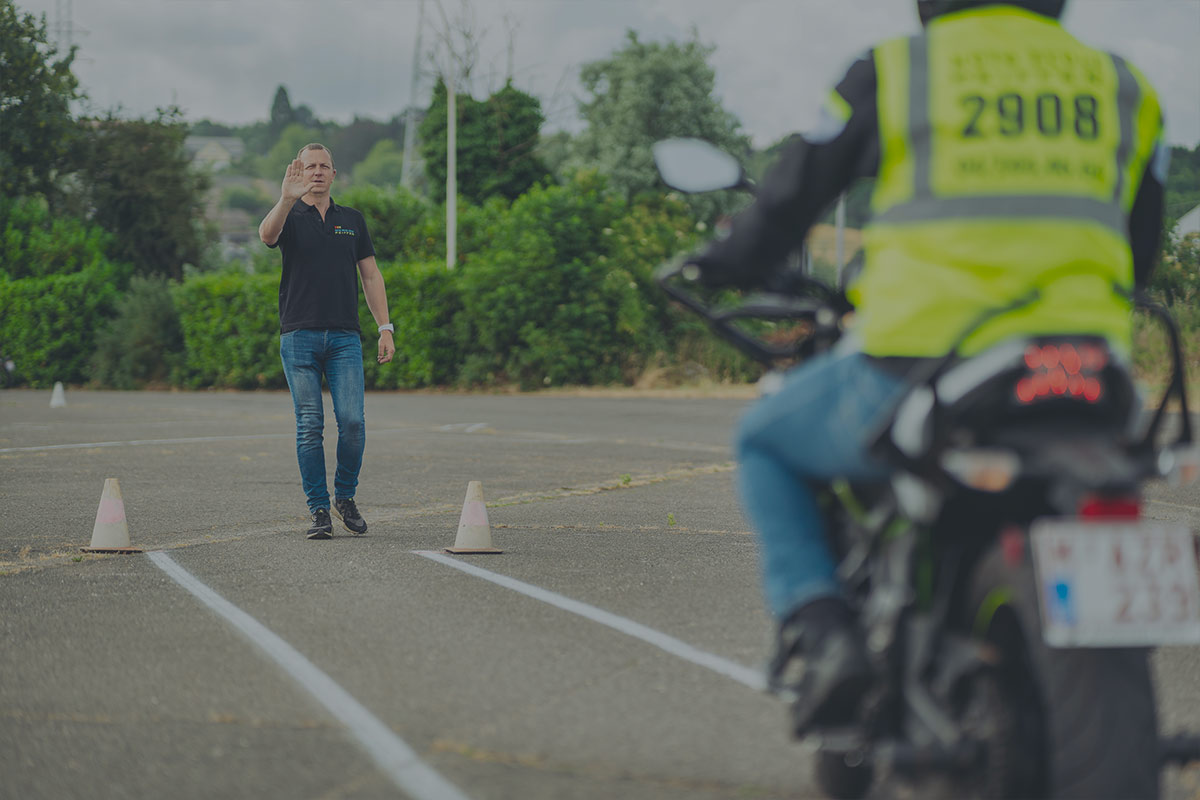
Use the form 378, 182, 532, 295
815, 750, 874, 800
968, 537, 1160, 799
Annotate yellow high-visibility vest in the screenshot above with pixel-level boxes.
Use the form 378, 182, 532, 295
846, 6, 1162, 357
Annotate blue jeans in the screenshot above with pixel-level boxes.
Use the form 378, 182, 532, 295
279, 329, 366, 512
735, 350, 909, 620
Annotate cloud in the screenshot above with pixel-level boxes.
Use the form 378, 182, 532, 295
16, 0, 1200, 146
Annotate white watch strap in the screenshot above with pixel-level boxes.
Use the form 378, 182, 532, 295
378, 323, 394, 333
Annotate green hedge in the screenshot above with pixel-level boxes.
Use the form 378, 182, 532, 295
0, 262, 132, 387
173, 270, 283, 389
165, 260, 468, 391
2, 173, 767, 391
360, 260, 465, 389
0, 196, 136, 387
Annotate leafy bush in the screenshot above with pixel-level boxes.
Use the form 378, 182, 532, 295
360, 260, 465, 389
1148, 231, 1200, 309
169, 259, 466, 391
0, 195, 120, 280
223, 184, 272, 217
336, 183, 433, 263
92, 275, 184, 388
457, 172, 637, 388
0, 196, 133, 386
1135, 232, 1200, 388
606, 192, 709, 374
352, 139, 405, 188
173, 269, 283, 389
0, 260, 132, 387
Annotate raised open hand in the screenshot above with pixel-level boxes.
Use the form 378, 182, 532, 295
281, 158, 315, 201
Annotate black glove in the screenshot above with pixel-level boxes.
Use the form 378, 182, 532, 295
684, 241, 753, 289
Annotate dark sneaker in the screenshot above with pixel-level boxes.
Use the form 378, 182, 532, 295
333, 497, 368, 535
767, 597, 873, 737
306, 508, 333, 540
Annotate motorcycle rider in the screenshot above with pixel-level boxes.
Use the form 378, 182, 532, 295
686, 0, 1168, 736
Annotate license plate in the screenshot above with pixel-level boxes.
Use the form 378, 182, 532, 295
1030, 519, 1200, 647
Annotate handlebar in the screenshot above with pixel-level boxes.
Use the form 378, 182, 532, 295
654, 256, 846, 367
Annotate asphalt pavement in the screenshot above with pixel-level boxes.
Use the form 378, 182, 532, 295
1, 387, 1198, 800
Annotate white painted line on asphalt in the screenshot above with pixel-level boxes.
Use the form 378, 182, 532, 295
0, 428, 416, 454
0, 433, 293, 453
148, 551, 471, 800
412, 550, 768, 692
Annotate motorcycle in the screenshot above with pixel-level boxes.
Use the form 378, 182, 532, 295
653, 138, 1200, 799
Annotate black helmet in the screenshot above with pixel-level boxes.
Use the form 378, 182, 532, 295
917, 0, 1066, 26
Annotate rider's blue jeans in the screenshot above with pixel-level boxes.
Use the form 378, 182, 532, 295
279, 329, 366, 512
735, 349, 909, 620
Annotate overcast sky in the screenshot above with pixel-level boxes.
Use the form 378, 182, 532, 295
17, 0, 1200, 148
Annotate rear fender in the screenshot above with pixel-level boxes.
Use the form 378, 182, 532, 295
1007, 433, 1144, 502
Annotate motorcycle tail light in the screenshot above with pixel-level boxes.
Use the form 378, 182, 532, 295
1078, 494, 1141, 519
1016, 343, 1106, 405
940, 448, 1020, 492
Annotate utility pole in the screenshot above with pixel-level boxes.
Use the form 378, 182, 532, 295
430, 0, 478, 271
401, 0, 424, 191
429, 0, 481, 270
54, 0, 74, 50
446, 74, 457, 270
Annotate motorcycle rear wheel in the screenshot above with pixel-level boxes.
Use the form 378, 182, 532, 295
968, 538, 1160, 799
814, 750, 874, 800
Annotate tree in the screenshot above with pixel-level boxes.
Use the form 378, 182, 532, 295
189, 119, 235, 137
77, 108, 213, 281
568, 31, 749, 215
482, 82, 550, 200
258, 121, 325, 179
0, 0, 82, 203
268, 85, 295, 140
327, 115, 405, 176
1165, 143, 1200, 234
0, 194, 123, 282
419, 78, 549, 204
537, 130, 573, 182
264, 85, 321, 154
354, 139, 406, 188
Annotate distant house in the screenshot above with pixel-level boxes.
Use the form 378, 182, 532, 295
185, 136, 246, 171
1176, 203, 1200, 239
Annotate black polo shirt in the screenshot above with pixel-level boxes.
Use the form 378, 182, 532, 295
267, 197, 376, 333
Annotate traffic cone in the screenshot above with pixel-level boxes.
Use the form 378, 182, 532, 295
82, 478, 142, 554
445, 481, 502, 554
50, 381, 66, 408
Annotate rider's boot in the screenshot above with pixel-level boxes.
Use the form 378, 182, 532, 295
767, 596, 873, 737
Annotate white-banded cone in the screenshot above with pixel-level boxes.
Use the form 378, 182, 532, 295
50, 381, 66, 408
445, 480, 501, 554
83, 478, 142, 554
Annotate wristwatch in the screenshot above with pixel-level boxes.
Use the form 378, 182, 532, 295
378, 323, 394, 333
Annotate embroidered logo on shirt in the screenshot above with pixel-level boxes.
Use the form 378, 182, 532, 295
332, 225, 356, 236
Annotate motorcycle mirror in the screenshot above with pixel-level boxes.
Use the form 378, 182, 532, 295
653, 138, 748, 194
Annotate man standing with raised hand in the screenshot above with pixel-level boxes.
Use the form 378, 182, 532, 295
259, 143, 395, 540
